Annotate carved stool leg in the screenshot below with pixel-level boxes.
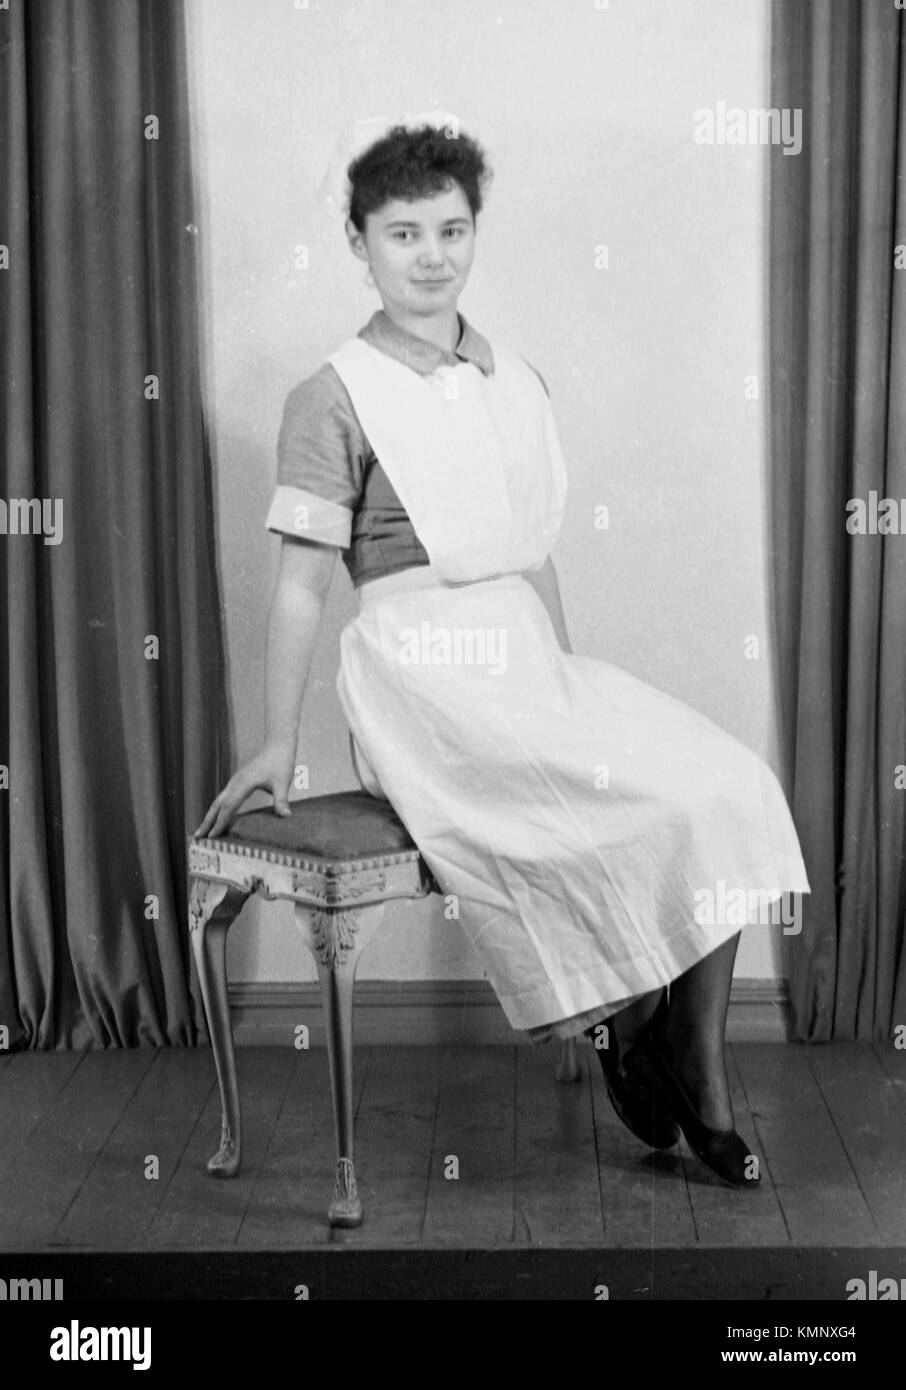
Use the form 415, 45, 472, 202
189, 878, 248, 1178
294, 902, 386, 1228
555, 1036, 581, 1083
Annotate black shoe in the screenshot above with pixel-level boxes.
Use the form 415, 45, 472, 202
624, 1033, 761, 1188
588, 1002, 680, 1151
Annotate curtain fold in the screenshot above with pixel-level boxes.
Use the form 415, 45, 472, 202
769, 0, 906, 1039
0, 0, 230, 1046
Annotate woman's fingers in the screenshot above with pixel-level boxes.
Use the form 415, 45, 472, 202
272, 773, 293, 818
192, 757, 292, 839
193, 798, 222, 839
194, 774, 251, 840
207, 796, 238, 840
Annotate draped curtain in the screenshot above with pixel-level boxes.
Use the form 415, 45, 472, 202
769, 0, 906, 1039
0, 0, 229, 1046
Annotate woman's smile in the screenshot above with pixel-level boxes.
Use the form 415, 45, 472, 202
348, 182, 476, 329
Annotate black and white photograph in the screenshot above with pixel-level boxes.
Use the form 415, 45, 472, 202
0, 0, 904, 1344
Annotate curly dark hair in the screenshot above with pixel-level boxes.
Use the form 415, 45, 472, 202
347, 123, 492, 231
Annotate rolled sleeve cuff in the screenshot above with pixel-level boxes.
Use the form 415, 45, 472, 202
265, 485, 353, 547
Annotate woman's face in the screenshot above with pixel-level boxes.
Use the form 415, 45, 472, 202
347, 181, 476, 320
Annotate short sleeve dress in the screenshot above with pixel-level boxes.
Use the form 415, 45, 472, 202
266, 309, 811, 1043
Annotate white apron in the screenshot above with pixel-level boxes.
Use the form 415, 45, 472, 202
329, 337, 811, 1034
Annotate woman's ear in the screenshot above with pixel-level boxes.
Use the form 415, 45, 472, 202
345, 217, 369, 263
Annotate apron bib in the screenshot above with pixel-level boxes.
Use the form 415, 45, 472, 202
327, 337, 567, 578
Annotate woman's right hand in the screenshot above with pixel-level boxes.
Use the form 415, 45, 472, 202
193, 742, 297, 840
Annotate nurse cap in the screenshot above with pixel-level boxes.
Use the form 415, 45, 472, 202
319, 108, 462, 226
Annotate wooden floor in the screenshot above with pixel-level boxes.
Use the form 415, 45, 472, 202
1, 1041, 905, 1256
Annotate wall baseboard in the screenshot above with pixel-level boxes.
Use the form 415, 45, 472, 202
227, 978, 792, 1047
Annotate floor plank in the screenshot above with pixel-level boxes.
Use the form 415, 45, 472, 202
146, 1047, 297, 1248
589, 1042, 699, 1250
512, 1044, 604, 1246
0, 1050, 155, 1248
873, 1041, 906, 1083
0, 1050, 86, 1166
55, 1048, 216, 1247
423, 1045, 516, 1245
807, 1043, 906, 1244
733, 1042, 880, 1245
348, 1045, 441, 1246
1, 1043, 902, 1255
237, 1046, 369, 1248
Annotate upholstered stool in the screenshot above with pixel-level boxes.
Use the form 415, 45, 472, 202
187, 791, 580, 1228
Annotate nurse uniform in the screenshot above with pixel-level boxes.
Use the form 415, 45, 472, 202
265, 309, 811, 1042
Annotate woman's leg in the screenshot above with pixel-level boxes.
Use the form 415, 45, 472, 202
609, 988, 665, 1049
655, 932, 741, 1131
585, 985, 680, 1150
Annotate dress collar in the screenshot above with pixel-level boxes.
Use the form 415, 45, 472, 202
358, 308, 495, 377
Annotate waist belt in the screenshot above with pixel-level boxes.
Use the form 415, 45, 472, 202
357, 565, 519, 606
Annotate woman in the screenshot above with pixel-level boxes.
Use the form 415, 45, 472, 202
196, 113, 811, 1188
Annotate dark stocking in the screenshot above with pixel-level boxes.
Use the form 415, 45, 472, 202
655, 933, 741, 1130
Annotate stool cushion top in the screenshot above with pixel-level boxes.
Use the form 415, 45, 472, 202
224, 791, 418, 861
